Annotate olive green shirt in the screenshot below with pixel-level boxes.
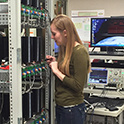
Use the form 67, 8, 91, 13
55, 45, 89, 106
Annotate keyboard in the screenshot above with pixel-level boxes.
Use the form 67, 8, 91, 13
85, 96, 124, 111
89, 51, 124, 56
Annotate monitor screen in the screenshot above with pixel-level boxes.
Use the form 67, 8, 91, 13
54, 42, 59, 53
88, 67, 108, 85
91, 17, 124, 47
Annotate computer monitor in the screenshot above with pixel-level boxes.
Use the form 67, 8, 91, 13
88, 67, 108, 86
54, 42, 59, 53
90, 17, 124, 50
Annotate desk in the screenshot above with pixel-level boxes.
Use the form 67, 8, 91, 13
84, 87, 124, 124
87, 104, 124, 124
84, 87, 124, 99
84, 92, 124, 124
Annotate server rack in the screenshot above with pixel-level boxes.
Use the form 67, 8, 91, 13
0, 0, 54, 124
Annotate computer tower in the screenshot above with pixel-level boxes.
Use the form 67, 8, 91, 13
0, 94, 10, 123
31, 89, 41, 114
22, 89, 42, 120
0, 37, 8, 62
32, 0, 40, 8
33, 37, 42, 63
21, 36, 43, 64
21, 37, 34, 64
22, 92, 32, 120
21, 0, 32, 6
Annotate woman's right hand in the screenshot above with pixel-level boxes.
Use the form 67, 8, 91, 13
46, 55, 56, 64
46, 55, 65, 81
46, 55, 58, 74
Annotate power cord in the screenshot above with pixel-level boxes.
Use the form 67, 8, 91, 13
84, 87, 108, 124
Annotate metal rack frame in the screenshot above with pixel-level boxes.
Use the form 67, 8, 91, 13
7, 0, 54, 124
8, 0, 22, 123
45, 1, 55, 124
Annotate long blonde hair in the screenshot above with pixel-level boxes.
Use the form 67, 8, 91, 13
51, 14, 90, 76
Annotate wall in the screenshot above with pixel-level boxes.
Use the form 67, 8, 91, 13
67, 0, 124, 17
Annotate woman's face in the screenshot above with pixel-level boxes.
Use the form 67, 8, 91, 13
50, 24, 67, 46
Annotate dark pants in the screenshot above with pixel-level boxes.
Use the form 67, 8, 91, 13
56, 103, 86, 124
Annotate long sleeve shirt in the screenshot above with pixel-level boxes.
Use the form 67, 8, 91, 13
55, 44, 90, 106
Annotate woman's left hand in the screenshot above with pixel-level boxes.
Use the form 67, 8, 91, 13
49, 61, 59, 74
49, 61, 65, 81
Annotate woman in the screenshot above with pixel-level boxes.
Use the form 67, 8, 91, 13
46, 14, 90, 124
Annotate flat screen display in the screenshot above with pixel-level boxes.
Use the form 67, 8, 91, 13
54, 42, 59, 53
91, 17, 124, 47
88, 68, 108, 85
